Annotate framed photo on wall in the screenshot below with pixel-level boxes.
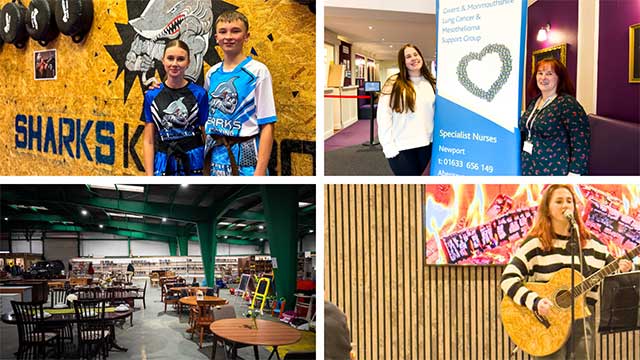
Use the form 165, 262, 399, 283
532, 44, 567, 74
630, 23, 640, 83
34, 49, 57, 81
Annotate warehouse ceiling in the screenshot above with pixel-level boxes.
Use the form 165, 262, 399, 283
0, 185, 315, 246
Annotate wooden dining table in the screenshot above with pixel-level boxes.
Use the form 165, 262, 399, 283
178, 295, 227, 307
209, 318, 302, 360
1, 306, 134, 352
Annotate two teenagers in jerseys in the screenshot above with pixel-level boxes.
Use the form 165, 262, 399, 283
143, 10, 276, 176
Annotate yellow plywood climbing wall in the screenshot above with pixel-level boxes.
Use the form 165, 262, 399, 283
0, 0, 315, 175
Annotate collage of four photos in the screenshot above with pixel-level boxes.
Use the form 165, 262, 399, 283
0, 0, 639, 359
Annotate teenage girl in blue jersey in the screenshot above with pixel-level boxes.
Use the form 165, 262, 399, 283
142, 40, 208, 176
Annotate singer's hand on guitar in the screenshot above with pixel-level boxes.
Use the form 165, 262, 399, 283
619, 259, 633, 273
537, 298, 553, 316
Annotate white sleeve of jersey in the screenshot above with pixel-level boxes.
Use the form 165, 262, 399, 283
255, 66, 277, 124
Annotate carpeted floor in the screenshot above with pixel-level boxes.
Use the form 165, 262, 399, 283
325, 119, 393, 175
325, 119, 378, 152
325, 143, 393, 175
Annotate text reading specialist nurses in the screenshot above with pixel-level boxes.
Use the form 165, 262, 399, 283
376, 44, 436, 176
142, 40, 208, 176
203, 10, 277, 176
520, 58, 589, 176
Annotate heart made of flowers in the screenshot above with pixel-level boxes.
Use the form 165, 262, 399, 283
456, 43, 512, 102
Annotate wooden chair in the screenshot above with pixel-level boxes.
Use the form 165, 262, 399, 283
210, 304, 254, 359
11, 301, 61, 359
163, 285, 180, 313
150, 273, 160, 288
49, 288, 68, 308
73, 299, 111, 360
47, 288, 74, 344
132, 280, 147, 309
191, 299, 218, 349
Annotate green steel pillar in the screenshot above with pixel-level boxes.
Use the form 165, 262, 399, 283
178, 236, 189, 256
168, 238, 177, 256
261, 185, 298, 309
196, 221, 218, 288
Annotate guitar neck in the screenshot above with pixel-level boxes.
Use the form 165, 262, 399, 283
573, 244, 640, 298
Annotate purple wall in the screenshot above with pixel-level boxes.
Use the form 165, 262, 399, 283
526, 0, 579, 104
597, 0, 640, 123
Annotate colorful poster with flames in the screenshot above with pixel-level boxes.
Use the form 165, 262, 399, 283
425, 184, 640, 265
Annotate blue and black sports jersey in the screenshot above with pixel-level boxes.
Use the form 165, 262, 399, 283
143, 82, 208, 142
204, 57, 277, 138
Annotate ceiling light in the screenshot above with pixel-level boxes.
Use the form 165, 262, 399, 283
181, 184, 189, 188
298, 202, 312, 208
234, 223, 247, 227
106, 212, 143, 219
81, 210, 88, 216
162, 218, 167, 222
89, 184, 144, 193
259, 238, 264, 241
3, 217, 7, 221
218, 221, 231, 226
381, 38, 385, 41
258, 225, 264, 230
368, 26, 373, 30
389, 45, 393, 48
308, 229, 314, 233
9, 204, 48, 211
99, 224, 104, 229
224, 236, 228, 239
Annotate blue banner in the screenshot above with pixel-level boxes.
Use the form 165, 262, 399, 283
432, 0, 527, 175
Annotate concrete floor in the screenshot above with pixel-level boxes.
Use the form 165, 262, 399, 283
0, 278, 283, 359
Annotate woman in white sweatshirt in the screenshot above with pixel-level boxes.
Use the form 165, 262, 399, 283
376, 44, 436, 175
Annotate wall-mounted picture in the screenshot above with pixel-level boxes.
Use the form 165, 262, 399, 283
532, 43, 567, 74
630, 23, 640, 83
34, 49, 57, 80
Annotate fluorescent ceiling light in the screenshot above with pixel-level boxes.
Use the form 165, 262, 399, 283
162, 218, 167, 222
89, 184, 144, 193
81, 210, 88, 216
9, 204, 48, 211
99, 224, 104, 229
106, 212, 143, 219
218, 222, 231, 226
258, 225, 264, 230
298, 202, 312, 208
234, 223, 247, 227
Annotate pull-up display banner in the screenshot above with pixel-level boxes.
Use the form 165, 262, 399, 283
431, 0, 527, 176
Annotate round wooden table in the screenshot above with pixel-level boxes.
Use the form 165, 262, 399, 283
178, 296, 227, 307
210, 318, 302, 360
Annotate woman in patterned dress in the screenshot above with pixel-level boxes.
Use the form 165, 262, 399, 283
519, 59, 589, 176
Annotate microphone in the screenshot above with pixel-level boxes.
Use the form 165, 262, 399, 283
563, 210, 578, 230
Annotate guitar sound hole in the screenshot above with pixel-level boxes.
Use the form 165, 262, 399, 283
555, 290, 572, 309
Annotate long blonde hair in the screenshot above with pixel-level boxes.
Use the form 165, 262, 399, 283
383, 44, 436, 113
527, 184, 591, 251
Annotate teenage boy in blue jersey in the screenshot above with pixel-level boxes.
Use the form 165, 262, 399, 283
204, 10, 277, 176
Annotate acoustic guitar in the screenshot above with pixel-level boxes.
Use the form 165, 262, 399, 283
500, 244, 640, 356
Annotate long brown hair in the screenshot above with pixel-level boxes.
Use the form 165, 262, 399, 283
526, 58, 575, 98
385, 44, 436, 113
527, 184, 591, 251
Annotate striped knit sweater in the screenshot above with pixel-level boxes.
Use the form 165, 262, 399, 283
500, 234, 614, 312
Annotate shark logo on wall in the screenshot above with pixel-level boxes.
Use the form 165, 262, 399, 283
105, 0, 237, 103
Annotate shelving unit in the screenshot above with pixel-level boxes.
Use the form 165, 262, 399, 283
70, 256, 241, 279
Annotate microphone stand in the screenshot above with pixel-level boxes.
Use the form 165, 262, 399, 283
567, 221, 579, 359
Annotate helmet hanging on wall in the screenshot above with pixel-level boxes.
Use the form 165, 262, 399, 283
0, 1, 29, 49
26, 0, 59, 46
54, 0, 93, 43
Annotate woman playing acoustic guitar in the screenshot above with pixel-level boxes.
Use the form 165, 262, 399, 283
500, 184, 633, 359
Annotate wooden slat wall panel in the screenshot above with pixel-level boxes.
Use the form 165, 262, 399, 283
324, 184, 640, 360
